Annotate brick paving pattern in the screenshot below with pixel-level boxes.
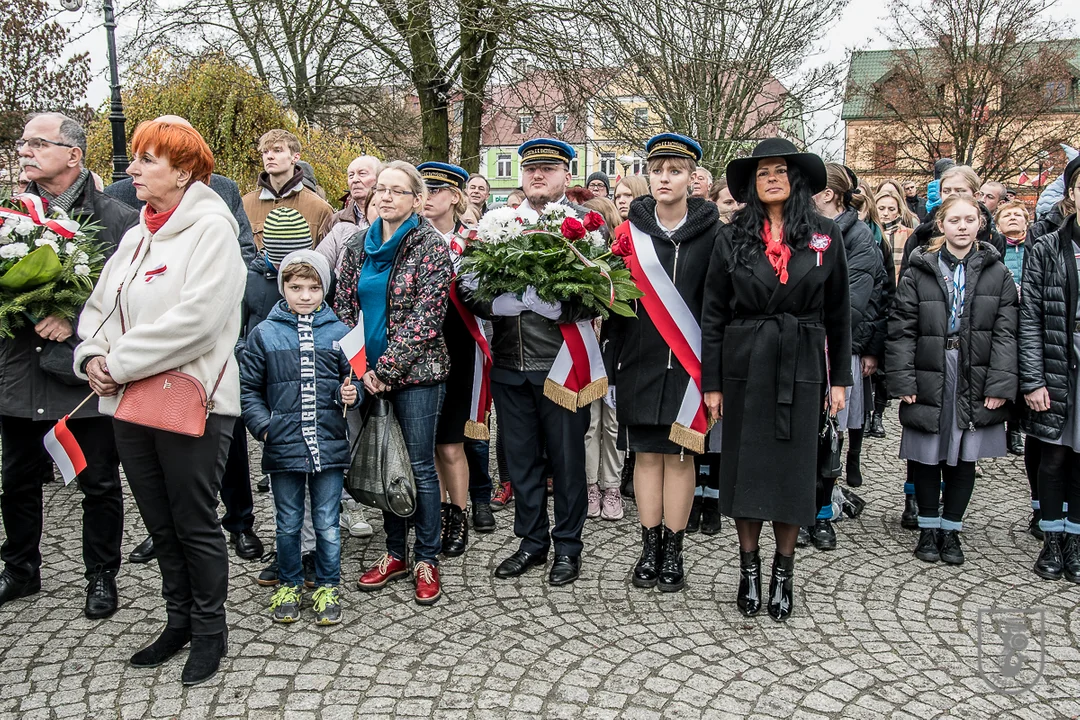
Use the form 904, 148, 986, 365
1, 415, 1079, 719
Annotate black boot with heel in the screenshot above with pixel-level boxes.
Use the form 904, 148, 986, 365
767, 552, 795, 622
632, 525, 662, 588
737, 549, 761, 616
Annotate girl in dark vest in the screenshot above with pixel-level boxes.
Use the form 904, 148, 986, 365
702, 138, 851, 621
886, 194, 1018, 566
607, 134, 719, 592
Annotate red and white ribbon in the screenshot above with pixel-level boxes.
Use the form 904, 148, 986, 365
7, 193, 80, 239
544, 319, 607, 411
623, 221, 708, 453
450, 282, 492, 439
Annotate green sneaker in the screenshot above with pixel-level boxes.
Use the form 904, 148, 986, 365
269, 584, 302, 623
311, 585, 342, 626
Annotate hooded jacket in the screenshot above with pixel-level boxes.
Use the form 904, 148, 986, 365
74, 182, 247, 417
240, 300, 357, 473
241, 166, 334, 249
835, 209, 889, 358
886, 243, 1018, 433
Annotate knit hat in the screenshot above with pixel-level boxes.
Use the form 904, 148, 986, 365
263, 207, 312, 266
277, 249, 332, 298
586, 172, 611, 194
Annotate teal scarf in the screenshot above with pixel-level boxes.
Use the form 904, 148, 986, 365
357, 214, 420, 364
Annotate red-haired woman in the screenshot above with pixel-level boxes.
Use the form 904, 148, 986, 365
75, 119, 247, 686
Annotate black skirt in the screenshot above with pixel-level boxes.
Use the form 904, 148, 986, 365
618, 424, 698, 455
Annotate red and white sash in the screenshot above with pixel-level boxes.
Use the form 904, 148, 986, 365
544, 320, 607, 411
0, 193, 80, 239
449, 282, 493, 440
623, 222, 708, 453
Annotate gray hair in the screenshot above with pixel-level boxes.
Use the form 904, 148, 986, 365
27, 112, 87, 159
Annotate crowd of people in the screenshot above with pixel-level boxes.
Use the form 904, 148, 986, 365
2, 110, 1078, 687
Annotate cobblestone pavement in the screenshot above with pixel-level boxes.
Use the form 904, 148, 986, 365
1, 414, 1079, 720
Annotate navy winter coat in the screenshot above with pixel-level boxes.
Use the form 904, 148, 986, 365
240, 301, 360, 473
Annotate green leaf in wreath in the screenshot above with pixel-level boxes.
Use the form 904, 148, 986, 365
0, 245, 64, 291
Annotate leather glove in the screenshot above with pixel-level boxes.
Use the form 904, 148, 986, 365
523, 286, 563, 321
491, 292, 529, 317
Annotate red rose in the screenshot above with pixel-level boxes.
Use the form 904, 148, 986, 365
611, 233, 633, 257
583, 211, 605, 232
560, 216, 587, 241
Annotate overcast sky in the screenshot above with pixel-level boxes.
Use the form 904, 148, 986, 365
69, 0, 1080, 162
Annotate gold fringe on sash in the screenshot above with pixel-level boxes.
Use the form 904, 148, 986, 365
669, 423, 705, 454
575, 377, 608, 408
544, 378, 582, 411
464, 418, 490, 441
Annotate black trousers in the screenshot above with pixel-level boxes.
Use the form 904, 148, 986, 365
1025, 436, 1043, 502
465, 439, 492, 505
909, 460, 976, 524
1, 415, 123, 582
491, 376, 589, 556
113, 414, 232, 635
219, 416, 255, 534
1036, 443, 1080, 524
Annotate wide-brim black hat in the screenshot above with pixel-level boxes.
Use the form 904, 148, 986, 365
725, 138, 827, 203
1064, 156, 1080, 196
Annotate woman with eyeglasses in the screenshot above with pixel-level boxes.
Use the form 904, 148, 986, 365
333, 161, 453, 605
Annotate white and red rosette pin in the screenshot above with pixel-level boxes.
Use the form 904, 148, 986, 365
810, 233, 832, 266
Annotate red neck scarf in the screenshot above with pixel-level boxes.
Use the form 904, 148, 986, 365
144, 203, 178, 235
762, 219, 790, 284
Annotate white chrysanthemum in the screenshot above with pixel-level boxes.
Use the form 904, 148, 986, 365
476, 206, 524, 244
14, 219, 34, 236
587, 230, 606, 248
35, 238, 60, 253
543, 203, 573, 218
74, 264, 92, 277
75, 251, 90, 264
1, 242, 30, 259
62, 240, 77, 255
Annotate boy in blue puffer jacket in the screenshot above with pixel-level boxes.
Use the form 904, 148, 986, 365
240, 249, 361, 626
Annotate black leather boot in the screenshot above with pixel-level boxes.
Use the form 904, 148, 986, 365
632, 525, 662, 588
845, 430, 864, 487
1007, 428, 1024, 456
85, 567, 118, 620
810, 518, 837, 550
901, 494, 919, 529
1029, 509, 1044, 541
914, 528, 941, 562
1063, 534, 1080, 583
182, 631, 227, 686
686, 496, 702, 534
796, 526, 811, 548
840, 487, 866, 519
737, 549, 761, 617
440, 503, 453, 548
1035, 531, 1065, 580
868, 411, 886, 438
939, 530, 965, 565
657, 527, 685, 592
130, 625, 191, 668
443, 504, 468, 557
620, 452, 636, 499
700, 497, 722, 535
767, 552, 795, 622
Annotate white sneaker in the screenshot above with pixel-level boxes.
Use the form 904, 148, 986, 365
586, 484, 602, 518
341, 499, 374, 538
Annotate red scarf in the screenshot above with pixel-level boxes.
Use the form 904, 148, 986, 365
762, 219, 790, 284
144, 203, 178, 234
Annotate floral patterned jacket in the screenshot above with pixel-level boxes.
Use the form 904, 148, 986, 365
332, 217, 452, 389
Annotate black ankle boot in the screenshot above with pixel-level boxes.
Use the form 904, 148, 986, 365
686, 496, 702, 534
914, 528, 940, 562
767, 552, 794, 621
443, 504, 468, 557
901, 494, 919, 529
130, 625, 191, 668
810, 518, 837, 550
440, 503, 453, 548
737, 549, 761, 616
632, 525, 662, 588
1034, 531, 1064, 580
1063, 534, 1080, 583
868, 411, 886, 438
657, 527, 685, 592
841, 487, 866, 518
1029, 509, 1044, 541
182, 631, 227, 686
845, 430, 864, 487
939, 529, 965, 565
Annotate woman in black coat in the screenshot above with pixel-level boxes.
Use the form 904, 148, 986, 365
606, 133, 719, 592
806, 163, 888, 551
886, 194, 1018, 567
702, 138, 851, 621
1019, 156, 1080, 582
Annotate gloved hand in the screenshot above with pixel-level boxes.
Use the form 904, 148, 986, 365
604, 385, 616, 410
523, 285, 563, 321
458, 272, 480, 292
491, 292, 528, 317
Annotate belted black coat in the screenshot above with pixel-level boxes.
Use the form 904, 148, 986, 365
701, 214, 852, 527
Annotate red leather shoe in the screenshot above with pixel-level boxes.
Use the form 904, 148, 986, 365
357, 553, 408, 591
414, 562, 441, 606
491, 482, 513, 509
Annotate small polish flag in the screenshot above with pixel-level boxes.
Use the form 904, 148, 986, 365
43, 416, 87, 485
338, 316, 367, 377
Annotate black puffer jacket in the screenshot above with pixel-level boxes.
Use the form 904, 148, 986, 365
898, 203, 1006, 279
1018, 215, 1080, 439
604, 196, 719, 426
887, 244, 1018, 433
835, 209, 889, 357
1028, 203, 1068, 242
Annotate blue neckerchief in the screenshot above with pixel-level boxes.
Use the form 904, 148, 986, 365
357, 214, 420, 363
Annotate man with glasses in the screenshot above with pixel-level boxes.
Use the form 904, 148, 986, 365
0, 113, 138, 617
903, 180, 929, 222
462, 138, 595, 587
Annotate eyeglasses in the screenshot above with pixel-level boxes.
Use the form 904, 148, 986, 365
372, 186, 416, 198
15, 137, 76, 151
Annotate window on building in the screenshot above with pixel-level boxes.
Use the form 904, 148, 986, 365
453, 101, 463, 124
631, 158, 646, 176
518, 114, 533, 134
601, 109, 616, 129
497, 153, 512, 178
570, 156, 579, 176
634, 107, 649, 127
600, 153, 616, 176
555, 114, 568, 133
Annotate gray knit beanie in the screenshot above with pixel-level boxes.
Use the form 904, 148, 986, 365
277, 249, 332, 297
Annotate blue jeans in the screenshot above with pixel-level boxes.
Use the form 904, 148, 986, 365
384, 383, 445, 565
271, 469, 344, 587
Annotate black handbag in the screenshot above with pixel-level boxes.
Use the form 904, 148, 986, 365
346, 397, 416, 517
819, 412, 844, 478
